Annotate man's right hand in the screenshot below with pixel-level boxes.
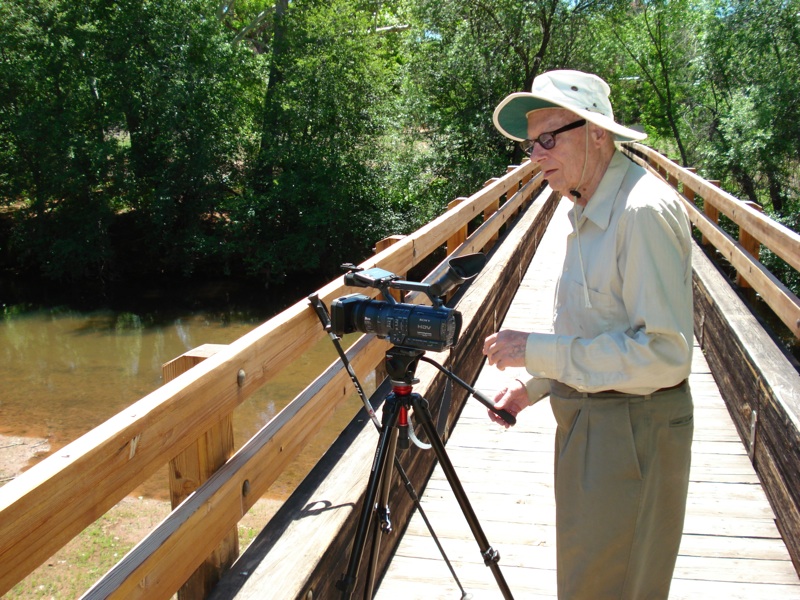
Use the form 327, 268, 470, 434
488, 378, 530, 428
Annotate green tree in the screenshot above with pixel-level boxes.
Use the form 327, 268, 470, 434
699, 0, 800, 214
0, 0, 119, 280
228, 0, 403, 280
97, 0, 263, 276
0, 0, 263, 282
394, 0, 621, 217
600, 0, 702, 166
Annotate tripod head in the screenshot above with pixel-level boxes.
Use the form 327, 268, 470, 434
384, 347, 424, 386
342, 252, 487, 309
379, 345, 516, 426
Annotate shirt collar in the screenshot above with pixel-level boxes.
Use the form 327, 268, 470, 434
572, 150, 630, 231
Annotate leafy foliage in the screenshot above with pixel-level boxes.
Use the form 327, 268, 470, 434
226, 0, 402, 280
0, 0, 262, 282
599, 0, 703, 165
696, 0, 800, 214
0, 0, 797, 298
394, 0, 622, 209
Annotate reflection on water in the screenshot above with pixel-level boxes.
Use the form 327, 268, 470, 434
0, 305, 364, 500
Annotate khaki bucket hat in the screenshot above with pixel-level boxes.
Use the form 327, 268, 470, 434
493, 70, 647, 143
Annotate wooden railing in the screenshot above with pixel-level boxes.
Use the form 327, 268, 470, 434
622, 143, 800, 341
0, 159, 547, 599
622, 143, 800, 571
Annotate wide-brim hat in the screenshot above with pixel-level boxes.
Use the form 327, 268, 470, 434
493, 70, 647, 143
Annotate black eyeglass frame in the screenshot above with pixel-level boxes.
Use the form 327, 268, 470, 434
521, 119, 587, 155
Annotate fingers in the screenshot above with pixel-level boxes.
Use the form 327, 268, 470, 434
487, 408, 510, 427
483, 330, 528, 370
486, 387, 508, 426
482, 333, 499, 366
493, 385, 514, 409
483, 332, 507, 370
486, 379, 530, 428
487, 404, 517, 428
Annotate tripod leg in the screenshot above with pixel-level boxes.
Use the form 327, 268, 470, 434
391, 454, 471, 598
338, 394, 403, 600
410, 394, 515, 600
364, 422, 399, 599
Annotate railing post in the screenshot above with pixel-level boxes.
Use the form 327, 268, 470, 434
520, 163, 540, 196
483, 178, 502, 253
702, 180, 721, 246
737, 201, 764, 288
162, 344, 238, 600
447, 198, 469, 255
667, 171, 679, 189
374, 235, 405, 254
375, 235, 406, 301
683, 168, 697, 204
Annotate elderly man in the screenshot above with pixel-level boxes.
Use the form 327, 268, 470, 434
483, 70, 694, 599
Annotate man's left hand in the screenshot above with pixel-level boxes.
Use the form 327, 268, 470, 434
483, 329, 528, 370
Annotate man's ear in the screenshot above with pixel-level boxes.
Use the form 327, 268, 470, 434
589, 123, 614, 150
589, 123, 606, 143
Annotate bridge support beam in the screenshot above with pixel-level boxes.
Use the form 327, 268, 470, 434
163, 344, 239, 599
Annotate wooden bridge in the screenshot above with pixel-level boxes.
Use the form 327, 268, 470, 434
1, 144, 799, 599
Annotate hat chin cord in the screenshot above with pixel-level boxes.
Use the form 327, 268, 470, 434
569, 126, 593, 309
569, 125, 590, 200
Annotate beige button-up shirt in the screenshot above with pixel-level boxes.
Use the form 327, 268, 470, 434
525, 150, 693, 398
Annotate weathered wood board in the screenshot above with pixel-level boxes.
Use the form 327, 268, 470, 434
692, 241, 800, 572
208, 185, 559, 600
375, 199, 800, 600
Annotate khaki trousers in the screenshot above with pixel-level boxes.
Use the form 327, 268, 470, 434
549, 381, 693, 600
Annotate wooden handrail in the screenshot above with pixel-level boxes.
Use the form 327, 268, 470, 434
622, 144, 800, 339
0, 160, 541, 597
626, 144, 800, 273
83, 334, 389, 599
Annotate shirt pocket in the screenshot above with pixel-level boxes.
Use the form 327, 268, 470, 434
556, 278, 629, 338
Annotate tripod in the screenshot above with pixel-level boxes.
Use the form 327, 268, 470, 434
336, 346, 515, 600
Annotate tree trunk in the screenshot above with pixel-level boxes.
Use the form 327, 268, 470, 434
252, 0, 289, 193
767, 171, 785, 214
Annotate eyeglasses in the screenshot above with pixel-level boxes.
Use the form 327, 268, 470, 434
521, 119, 587, 155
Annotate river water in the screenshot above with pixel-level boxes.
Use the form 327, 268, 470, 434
0, 304, 362, 500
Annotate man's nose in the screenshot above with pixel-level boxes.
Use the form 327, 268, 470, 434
528, 144, 547, 163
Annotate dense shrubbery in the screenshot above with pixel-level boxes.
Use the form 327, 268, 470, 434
1, 0, 797, 297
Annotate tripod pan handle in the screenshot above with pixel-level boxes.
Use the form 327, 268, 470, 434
492, 407, 516, 426
472, 390, 516, 426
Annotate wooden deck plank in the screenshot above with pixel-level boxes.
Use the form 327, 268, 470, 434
376, 198, 800, 599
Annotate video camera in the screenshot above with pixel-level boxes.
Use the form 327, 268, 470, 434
329, 253, 486, 353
